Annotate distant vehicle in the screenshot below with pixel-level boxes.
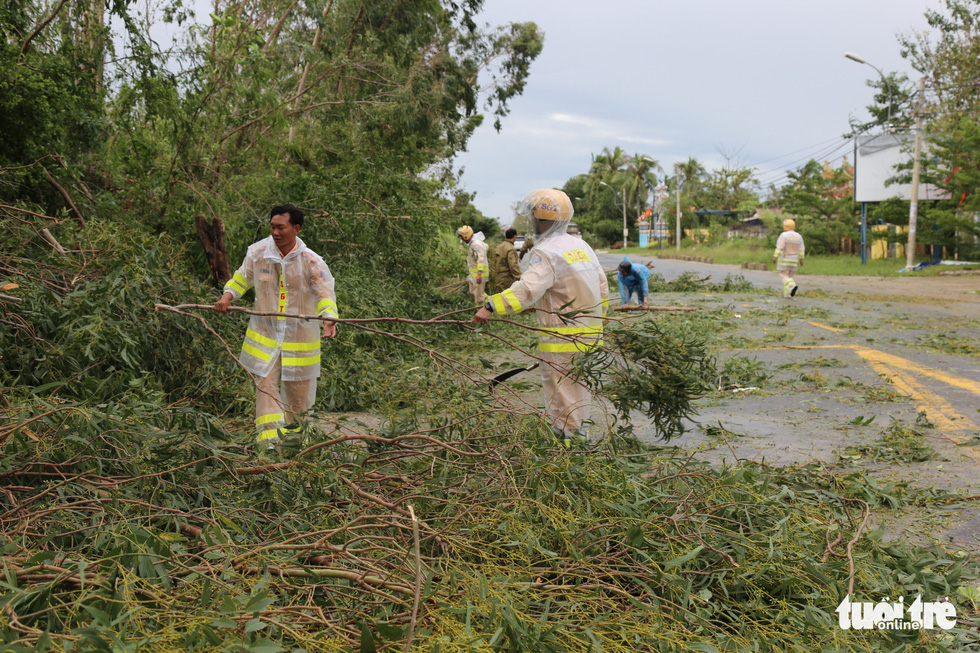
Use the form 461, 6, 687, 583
514, 236, 526, 251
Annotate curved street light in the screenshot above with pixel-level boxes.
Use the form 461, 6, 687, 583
844, 52, 892, 131
845, 51, 893, 267
599, 181, 628, 248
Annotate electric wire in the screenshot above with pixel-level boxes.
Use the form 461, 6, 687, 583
753, 138, 855, 187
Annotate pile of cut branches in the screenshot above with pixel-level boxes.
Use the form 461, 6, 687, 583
2, 391, 977, 652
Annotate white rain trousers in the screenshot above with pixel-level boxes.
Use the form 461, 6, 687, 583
485, 233, 609, 434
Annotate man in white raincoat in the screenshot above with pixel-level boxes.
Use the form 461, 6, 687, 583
457, 225, 488, 305
773, 218, 805, 298
473, 189, 609, 443
214, 205, 338, 446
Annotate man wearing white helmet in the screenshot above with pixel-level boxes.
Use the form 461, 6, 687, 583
474, 189, 609, 443
773, 218, 804, 298
457, 225, 488, 305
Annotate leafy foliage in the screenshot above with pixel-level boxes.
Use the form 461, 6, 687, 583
578, 317, 715, 441
840, 422, 939, 464
2, 398, 977, 651
3, 1, 980, 650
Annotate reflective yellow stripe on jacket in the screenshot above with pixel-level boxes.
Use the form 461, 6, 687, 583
224, 272, 251, 297
241, 328, 320, 367
316, 298, 338, 318
490, 288, 523, 315
282, 340, 320, 368
242, 328, 277, 362
277, 269, 287, 321
538, 324, 603, 353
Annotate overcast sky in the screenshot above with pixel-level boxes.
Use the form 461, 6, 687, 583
454, 0, 937, 224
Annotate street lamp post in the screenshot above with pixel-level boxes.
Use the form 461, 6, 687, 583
845, 51, 894, 266
674, 164, 683, 251
906, 76, 926, 270
599, 181, 629, 248
621, 187, 627, 248
844, 52, 892, 130
845, 52, 925, 269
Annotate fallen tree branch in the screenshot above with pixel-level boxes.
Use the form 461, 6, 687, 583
405, 504, 422, 653
43, 168, 85, 228
0, 203, 59, 221
41, 228, 67, 255
613, 305, 697, 312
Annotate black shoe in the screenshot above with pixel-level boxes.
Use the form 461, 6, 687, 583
790, 284, 798, 297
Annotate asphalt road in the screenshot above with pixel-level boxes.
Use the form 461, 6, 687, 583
587, 251, 980, 550
597, 249, 980, 309
509, 245, 980, 547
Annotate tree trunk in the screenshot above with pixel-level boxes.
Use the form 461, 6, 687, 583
195, 214, 231, 286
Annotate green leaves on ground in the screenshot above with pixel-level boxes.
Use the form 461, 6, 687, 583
3, 395, 977, 651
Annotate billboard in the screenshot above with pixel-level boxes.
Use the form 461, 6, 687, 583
854, 133, 948, 203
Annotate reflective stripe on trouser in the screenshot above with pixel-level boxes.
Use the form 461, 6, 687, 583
255, 354, 317, 442
468, 280, 486, 305
539, 351, 592, 434
779, 269, 796, 296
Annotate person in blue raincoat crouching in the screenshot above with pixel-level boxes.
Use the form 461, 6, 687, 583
617, 257, 651, 308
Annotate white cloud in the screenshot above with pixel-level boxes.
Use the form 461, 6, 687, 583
456, 0, 939, 223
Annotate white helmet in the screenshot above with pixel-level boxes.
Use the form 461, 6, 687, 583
517, 189, 574, 243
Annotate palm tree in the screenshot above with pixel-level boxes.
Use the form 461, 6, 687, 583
623, 154, 662, 219
675, 157, 709, 212
584, 146, 629, 201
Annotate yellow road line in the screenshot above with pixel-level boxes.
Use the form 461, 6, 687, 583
864, 360, 980, 462
854, 347, 980, 396
849, 348, 979, 461
857, 356, 973, 432
773, 344, 980, 457
807, 321, 845, 333
809, 344, 980, 396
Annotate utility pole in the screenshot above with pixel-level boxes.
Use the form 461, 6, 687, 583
674, 163, 683, 251
621, 188, 628, 248
905, 76, 926, 270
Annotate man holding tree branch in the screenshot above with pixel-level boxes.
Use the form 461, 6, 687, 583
214, 205, 338, 447
474, 189, 608, 444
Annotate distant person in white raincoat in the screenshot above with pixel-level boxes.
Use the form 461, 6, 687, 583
457, 225, 488, 305
215, 205, 338, 446
774, 218, 804, 298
